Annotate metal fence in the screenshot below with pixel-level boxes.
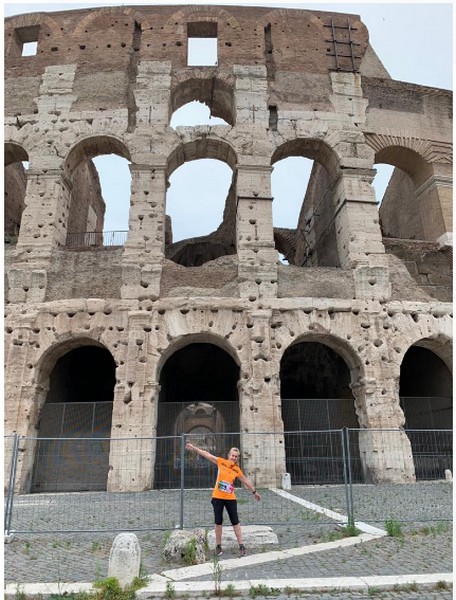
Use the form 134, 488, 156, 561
4, 429, 452, 536
65, 231, 128, 247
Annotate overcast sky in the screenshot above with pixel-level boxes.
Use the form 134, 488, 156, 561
4, 2, 453, 244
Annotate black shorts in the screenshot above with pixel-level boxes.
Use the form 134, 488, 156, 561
211, 498, 239, 526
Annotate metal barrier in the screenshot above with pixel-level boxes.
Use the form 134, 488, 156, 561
65, 231, 128, 247
4, 429, 452, 536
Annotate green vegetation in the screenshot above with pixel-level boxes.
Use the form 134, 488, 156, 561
43, 576, 147, 600
385, 519, 403, 538
182, 536, 199, 566
164, 581, 176, 599
212, 555, 223, 596
248, 583, 281, 598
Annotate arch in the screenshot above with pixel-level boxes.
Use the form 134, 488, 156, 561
5, 12, 63, 57
4, 142, 29, 240
72, 6, 144, 37
163, 5, 241, 35
4, 142, 29, 167
397, 333, 452, 374
170, 76, 235, 125
281, 331, 363, 372
279, 333, 363, 484
398, 338, 452, 480
30, 338, 116, 493
272, 138, 341, 182
34, 336, 114, 391
156, 332, 241, 382
166, 137, 237, 179
271, 139, 343, 267
63, 135, 131, 178
155, 337, 241, 488
365, 134, 437, 188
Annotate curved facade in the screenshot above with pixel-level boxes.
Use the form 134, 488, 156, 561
4, 5, 452, 492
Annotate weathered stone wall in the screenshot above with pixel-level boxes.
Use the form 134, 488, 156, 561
4, 162, 26, 238
4, 5, 452, 491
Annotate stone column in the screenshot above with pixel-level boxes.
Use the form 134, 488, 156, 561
350, 374, 415, 483
236, 165, 278, 300
332, 168, 391, 301
8, 168, 71, 303
121, 164, 167, 300
238, 309, 286, 487
107, 313, 160, 491
415, 171, 453, 243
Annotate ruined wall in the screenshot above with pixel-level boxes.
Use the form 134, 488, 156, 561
380, 170, 422, 240
67, 160, 105, 236
4, 162, 26, 238
4, 5, 452, 490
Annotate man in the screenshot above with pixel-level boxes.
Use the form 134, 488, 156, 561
185, 441, 261, 557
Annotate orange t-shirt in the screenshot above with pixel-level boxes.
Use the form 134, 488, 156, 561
212, 457, 244, 500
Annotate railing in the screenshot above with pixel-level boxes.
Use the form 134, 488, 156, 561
65, 230, 128, 248
4, 429, 452, 536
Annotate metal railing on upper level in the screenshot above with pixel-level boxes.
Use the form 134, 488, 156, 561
65, 231, 128, 248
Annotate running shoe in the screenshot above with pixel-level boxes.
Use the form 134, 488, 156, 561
239, 544, 246, 557
215, 544, 223, 556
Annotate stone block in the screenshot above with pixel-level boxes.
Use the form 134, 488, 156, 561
207, 525, 278, 549
108, 533, 141, 588
163, 528, 207, 564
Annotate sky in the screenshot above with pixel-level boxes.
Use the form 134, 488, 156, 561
4, 2, 453, 244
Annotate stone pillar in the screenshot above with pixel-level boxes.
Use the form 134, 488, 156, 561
8, 168, 71, 303
415, 172, 453, 243
238, 309, 286, 487
121, 164, 166, 300
350, 374, 415, 483
332, 169, 391, 301
108, 313, 160, 491
17, 165, 69, 248
236, 165, 278, 299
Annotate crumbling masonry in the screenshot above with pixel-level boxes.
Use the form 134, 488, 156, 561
4, 5, 452, 493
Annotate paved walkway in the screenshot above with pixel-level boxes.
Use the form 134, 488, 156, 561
4, 483, 453, 598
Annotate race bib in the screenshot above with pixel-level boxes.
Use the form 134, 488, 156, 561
218, 480, 234, 494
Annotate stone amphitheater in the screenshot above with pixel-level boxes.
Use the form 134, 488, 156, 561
4, 4, 452, 494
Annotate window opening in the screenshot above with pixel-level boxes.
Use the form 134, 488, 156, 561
92, 155, 131, 245
373, 163, 394, 205
22, 41, 38, 56
272, 157, 312, 228
187, 21, 218, 66
167, 158, 232, 243
15, 25, 40, 56
170, 100, 228, 128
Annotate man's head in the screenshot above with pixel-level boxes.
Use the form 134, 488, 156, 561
227, 447, 240, 464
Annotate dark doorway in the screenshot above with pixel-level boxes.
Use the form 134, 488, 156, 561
155, 343, 240, 489
400, 345, 452, 479
280, 341, 359, 484
31, 346, 116, 493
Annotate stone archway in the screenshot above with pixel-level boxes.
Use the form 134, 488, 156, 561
154, 341, 240, 488
271, 139, 342, 268
31, 344, 116, 493
4, 142, 29, 241
400, 343, 453, 479
280, 340, 359, 484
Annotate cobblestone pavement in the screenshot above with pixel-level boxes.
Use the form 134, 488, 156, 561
5, 482, 452, 599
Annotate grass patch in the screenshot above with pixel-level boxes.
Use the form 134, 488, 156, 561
385, 519, 403, 538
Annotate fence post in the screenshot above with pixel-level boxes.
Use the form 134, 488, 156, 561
343, 428, 355, 526
179, 434, 186, 530
4, 433, 20, 538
